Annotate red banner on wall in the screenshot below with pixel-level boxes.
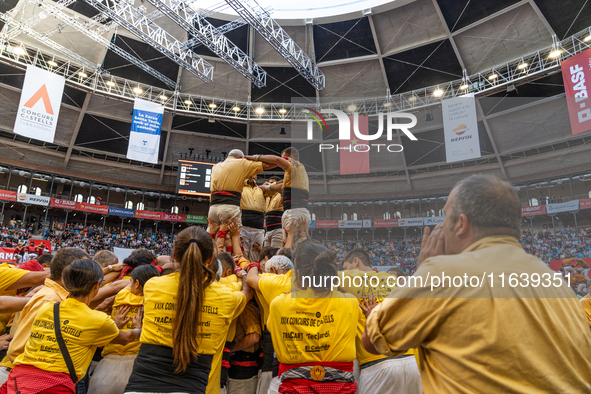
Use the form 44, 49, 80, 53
579, 198, 591, 210
135, 210, 162, 220
373, 219, 399, 227
0, 248, 16, 262
161, 213, 186, 222
561, 48, 591, 135
79, 202, 109, 214
50, 198, 80, 210
521, 205, 547, 216
0, 189, 17, 202
315, 220, 339, 228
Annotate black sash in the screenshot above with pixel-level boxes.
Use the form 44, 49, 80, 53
265, 210, 283, 231
282, 187, 309, 210
242, 210, 265, 229
210, 191, 241, 206
125, 343, 213, 394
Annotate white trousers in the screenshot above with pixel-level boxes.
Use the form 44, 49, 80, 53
358, 357, 422, 394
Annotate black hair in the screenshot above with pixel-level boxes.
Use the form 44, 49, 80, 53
343, 249, 371, 267
259, 246, 279, 263
216, 252, 234, 274
130, 264, 160, 288
277, 247, 293, 262
37, 253, 53, 267
50, 248, 90, 281
123, 253, 153, 269
62, 259, 104, 297
294, 239, 337, 292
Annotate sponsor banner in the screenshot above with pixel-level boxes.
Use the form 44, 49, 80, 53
109, 206, 135, 218
546, 200, 580, 214
561, 48, 591, 135
424, 216, 445, 225
29, 239, 52, 252
310, 220, 316, 229
127, 98, 163, 164
442, 95, 481, 163
0, 190, 17, 202
50, 198, 79, 210
0, 247, 16, 263
398, 218, 424, 227
185, 214, 207, 224
14, 65, 65, 143
521, 205, 547, 216
338, 220, 363, 228
315, 220, 339, 228
79, 202, 109, 215
362, 219, 372, 228
373, 219, 398, 227
580, 198, 591, 210
135, 210, 162, 220
17, 193, 50, 206
161, 213, 185, 222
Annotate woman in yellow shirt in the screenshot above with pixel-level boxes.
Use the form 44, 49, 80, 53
88, 265, 160, 394
0, 259, 141, 394
124, 227, 251, 394
267, 240, 363, 394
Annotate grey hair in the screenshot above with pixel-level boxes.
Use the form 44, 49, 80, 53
228, 149, 244, 158
265, 255, 293, 273
450, 174, 521, 239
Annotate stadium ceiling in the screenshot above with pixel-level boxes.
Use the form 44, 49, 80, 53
0, 0, 590, 197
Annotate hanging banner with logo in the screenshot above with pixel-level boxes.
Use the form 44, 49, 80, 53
135, 210, 162, 220
579, 198, 591, 210
521, 205, 547, 216
79, 202, 109, 214
17, 193, 50, 206
362, 219, 372, 228
50, 198, 79, 210
161, 213, 185, 222
398, 218, 424, 227
185, 214, 207, 224
442, 95, 481, 163
0, 190, 17, 202
374, 219, 398, 227
315, 220, 339, 228
14, 65, 65, 143
546, 200, 579, 214
338, 220, 362, 228
561, 48, 591, 135
424, 216, 445, 225
109, 206, 135, 218
127, 98, 163, 164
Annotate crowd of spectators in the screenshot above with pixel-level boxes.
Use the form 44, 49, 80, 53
1, 222, 590, 271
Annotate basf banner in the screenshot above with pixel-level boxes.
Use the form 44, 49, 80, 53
561, 48, 591, 135
17, 193, 50, 206
50, 198, 79, 210
442, 95, 481, 163
521, 205, 547, 216
580, 198, 591, 210
127, 98, 163, 164
14, 65, 65, 143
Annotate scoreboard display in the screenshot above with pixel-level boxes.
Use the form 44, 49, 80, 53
176, 160, 215, 196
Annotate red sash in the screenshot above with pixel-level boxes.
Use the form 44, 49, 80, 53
278, 361, 356, 394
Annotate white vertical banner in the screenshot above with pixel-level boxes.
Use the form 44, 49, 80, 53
14, 65, 65, 143
127, 98, 164, 164
442, 94, 481, 163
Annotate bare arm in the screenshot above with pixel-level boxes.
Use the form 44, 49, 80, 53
89, 279, 131, 309
241, 273, 253, 301
7, 271, 50, 291
362, 330, 380, 355
228, 221, 243, 259
0, 296, 31, 314
109, 328, 140, 345
245, 155, 290, 171
245, 266, 261, 291
231, 333, 260, 352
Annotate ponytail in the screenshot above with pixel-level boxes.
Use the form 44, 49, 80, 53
171, 227, 214, 373
294, 239, 338, 292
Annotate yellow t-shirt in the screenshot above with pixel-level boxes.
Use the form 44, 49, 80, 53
14, 298, 119, 380
264, 189, 283, 212
580, 294, 591, 326
241, 183, 265, 212
283, 159, 309, 192
257, 271, 292, 327
219, 274, 242, 342
267, 288, 360, 364
0, 266, 27, 293
102, 288, 144, 356
211, 158, 264, 194
3, 278, 68, 368
141, 274, 246, 394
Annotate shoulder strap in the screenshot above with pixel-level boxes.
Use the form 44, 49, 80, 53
53, 302, 78, 384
